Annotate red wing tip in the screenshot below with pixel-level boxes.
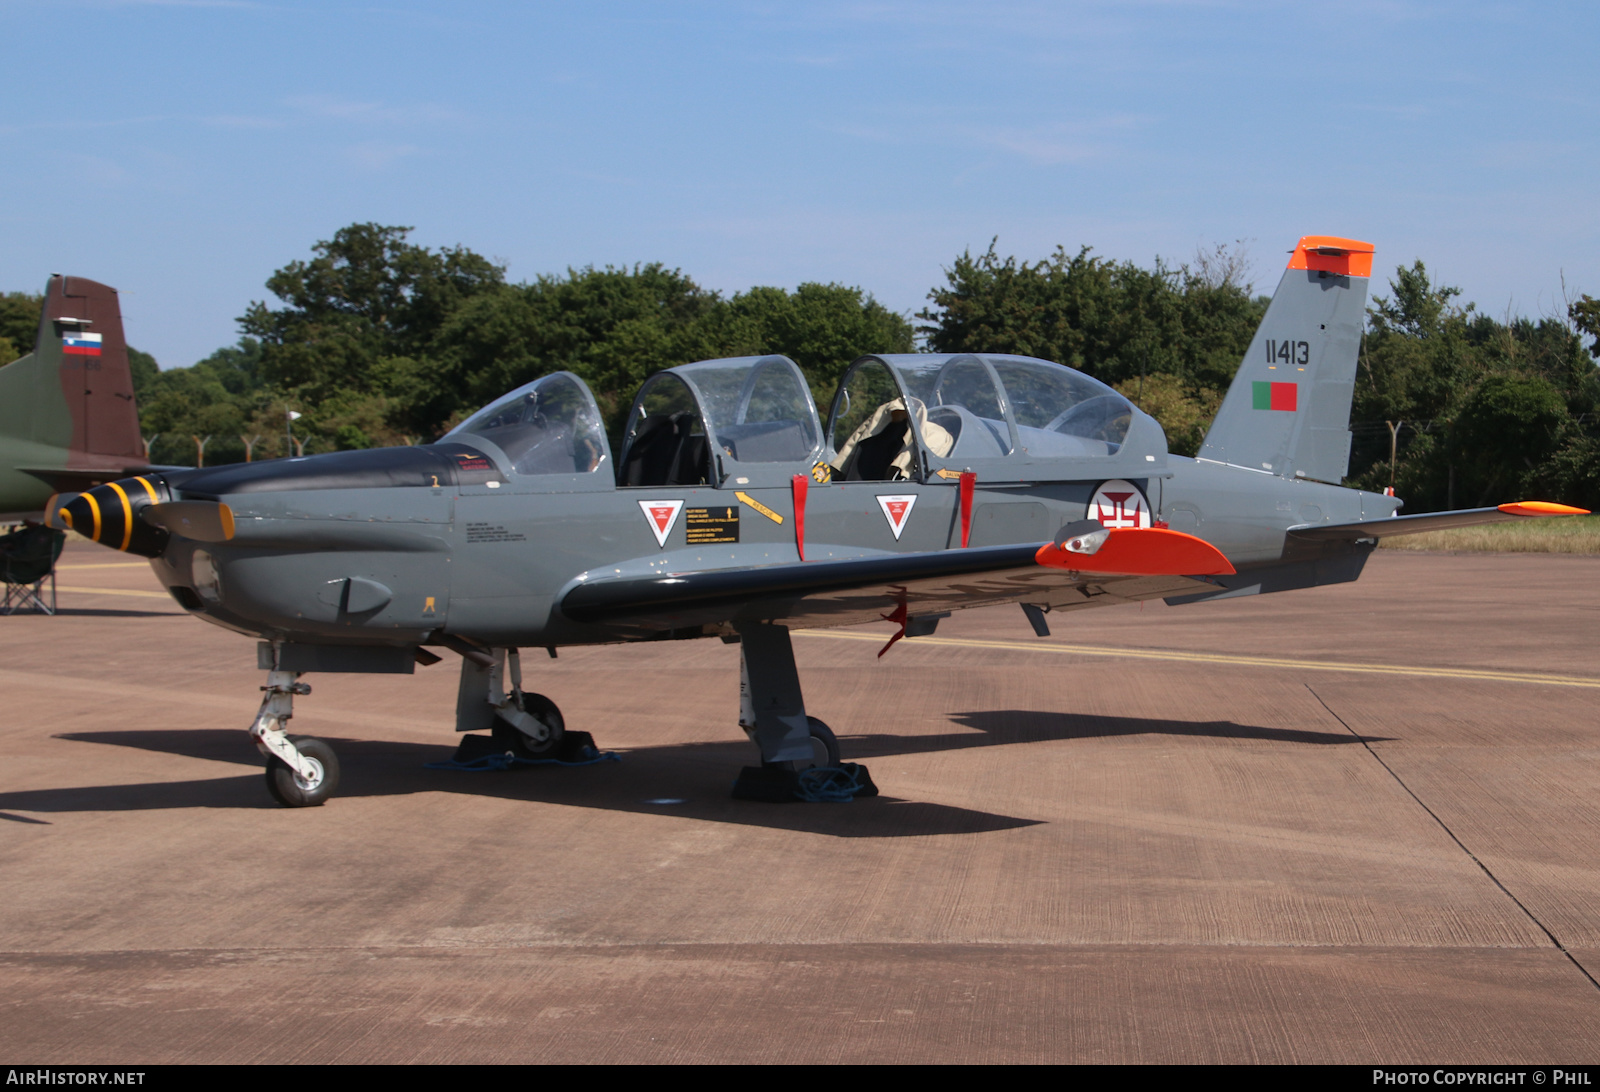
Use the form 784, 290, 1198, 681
1498, 501, 1590, 517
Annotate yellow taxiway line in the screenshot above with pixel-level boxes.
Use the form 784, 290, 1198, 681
56, 562, 152, 570
56, 585, 172, 600
796, 629, 1600, 690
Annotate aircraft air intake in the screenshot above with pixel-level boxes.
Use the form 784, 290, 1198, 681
54, 476, 173, 557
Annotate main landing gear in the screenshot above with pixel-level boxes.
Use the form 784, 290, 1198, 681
248, 632, 859, 807
730, 622, 874, 802
449, 646, 598, 765
250, 670, 340, 808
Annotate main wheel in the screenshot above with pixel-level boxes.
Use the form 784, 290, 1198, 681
265, 737, 340, 808
802, 716, 841, 769
491, 692, 566, 758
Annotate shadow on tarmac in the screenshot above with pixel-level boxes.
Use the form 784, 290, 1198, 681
942, 710, 1391, 749
47, 608, 183, 619
2, 710, 1387, 836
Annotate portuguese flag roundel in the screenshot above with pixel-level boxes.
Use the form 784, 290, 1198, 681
1252, 381, 1297, 411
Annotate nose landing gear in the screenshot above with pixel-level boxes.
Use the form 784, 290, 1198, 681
250, 670, 340, 808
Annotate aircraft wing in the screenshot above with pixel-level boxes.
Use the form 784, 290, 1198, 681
560, 527, 1234, 634
1289, 501, 1588, 542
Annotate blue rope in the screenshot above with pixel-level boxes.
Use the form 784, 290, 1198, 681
795, 764, 870, 802
425, 750, 621, 772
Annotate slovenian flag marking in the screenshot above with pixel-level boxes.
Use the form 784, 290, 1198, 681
63, 332, 103, 357
1252, 380, 1296, 411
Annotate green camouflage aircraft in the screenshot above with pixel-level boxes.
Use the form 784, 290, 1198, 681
0, 275, 148, 523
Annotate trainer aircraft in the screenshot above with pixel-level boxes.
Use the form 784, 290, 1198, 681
50, 236, 1589, 806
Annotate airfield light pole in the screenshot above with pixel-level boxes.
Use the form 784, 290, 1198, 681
1386, 420, 1403, 489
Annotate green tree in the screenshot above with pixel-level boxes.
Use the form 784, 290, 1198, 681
0, 291, 42, 359
1569, 295, 1600, 358
1447, 374, 1571, 506
135, 339, 274, 465
409, 266, 911, 442
1351, 262, 1600, 509
128, 348, 159, 397
917, 240, 1264, 450
416, 263, 726, 437
724, 282, 913, 408
239, 223, 505, 402
1113, 373, 1221, 457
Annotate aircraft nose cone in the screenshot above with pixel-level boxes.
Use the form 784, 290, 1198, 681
54, 477, 172, 557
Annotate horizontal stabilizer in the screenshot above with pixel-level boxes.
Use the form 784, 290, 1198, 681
1290, 501, 1589, 542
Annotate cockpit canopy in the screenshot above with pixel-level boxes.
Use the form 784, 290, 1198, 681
447, 352, 1165, 491
617, 355, 823, 488
828, 354, 1164, 482
445, 371, 610, 479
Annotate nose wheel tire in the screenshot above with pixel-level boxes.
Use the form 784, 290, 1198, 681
265, 737, 341, 807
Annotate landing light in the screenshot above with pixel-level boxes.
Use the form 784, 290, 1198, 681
1063, 528, 1110, 555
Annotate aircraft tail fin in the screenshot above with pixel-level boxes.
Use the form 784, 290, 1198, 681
0, 276, 145, 514
1197, 237, 1373, 484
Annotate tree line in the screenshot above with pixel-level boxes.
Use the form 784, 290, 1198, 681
4, 223, 1597, 512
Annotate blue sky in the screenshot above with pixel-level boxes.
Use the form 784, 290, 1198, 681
3, 1, 1596, 368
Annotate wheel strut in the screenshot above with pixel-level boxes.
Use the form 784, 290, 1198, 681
250, 668, 340, 807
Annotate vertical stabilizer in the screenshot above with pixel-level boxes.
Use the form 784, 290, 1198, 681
1197, 237, 1372, 484
0, 276, 145, 519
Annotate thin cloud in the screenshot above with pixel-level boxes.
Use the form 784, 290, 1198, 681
56, 152, 129, 186
202, 115, 284, 129
344, 140, 422, 169
827, 112, 1153, 164
101, 0, 260, 7
286, 94, 465, 126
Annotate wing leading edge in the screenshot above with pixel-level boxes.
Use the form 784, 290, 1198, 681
560, 527, 1235, 634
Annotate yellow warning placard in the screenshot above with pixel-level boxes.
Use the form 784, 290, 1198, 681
686, 506, 739, 544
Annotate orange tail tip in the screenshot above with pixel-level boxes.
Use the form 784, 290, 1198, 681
1287, 235, 1374, 278
1498, 501, 1590, 517
1035, 527, 1236, 577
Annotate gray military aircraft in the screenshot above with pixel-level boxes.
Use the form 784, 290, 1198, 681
51, 236, 1588, 806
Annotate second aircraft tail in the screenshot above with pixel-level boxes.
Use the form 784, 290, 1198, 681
0, 275, 146, 519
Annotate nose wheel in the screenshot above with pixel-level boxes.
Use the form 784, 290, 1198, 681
250, 669, 344, 808
265, 737, 341, 807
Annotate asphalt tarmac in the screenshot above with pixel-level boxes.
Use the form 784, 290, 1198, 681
2, 542, 1598, 1063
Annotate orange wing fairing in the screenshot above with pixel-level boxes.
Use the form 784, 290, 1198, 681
1498, 501, 1590, 517
1035, 527, 1236, 577
1287, 235, 1374, 279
